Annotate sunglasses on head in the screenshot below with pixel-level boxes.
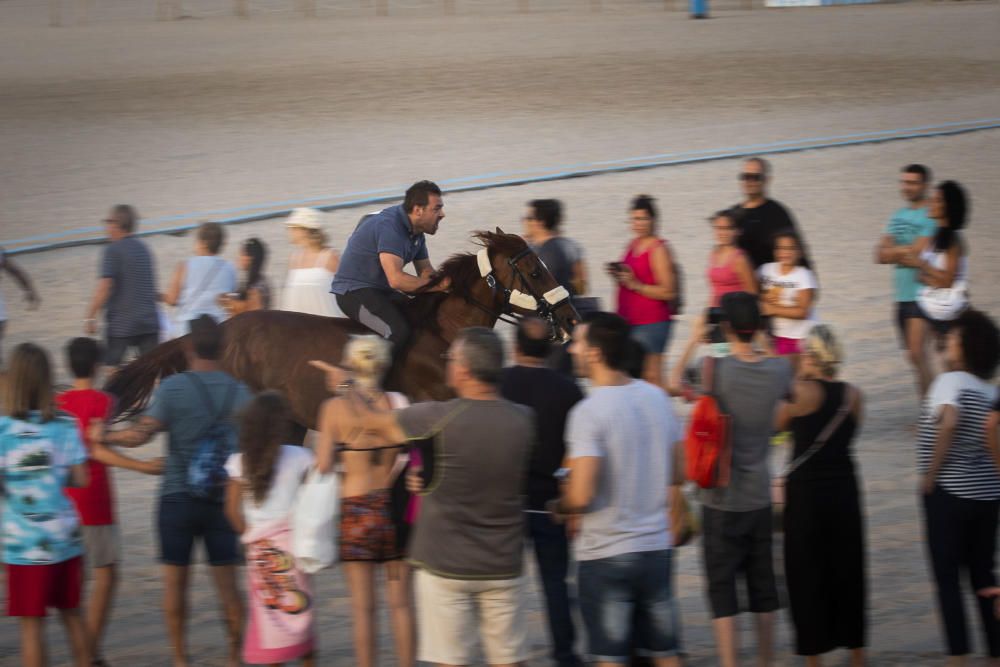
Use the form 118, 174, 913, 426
739, 173, 764, 182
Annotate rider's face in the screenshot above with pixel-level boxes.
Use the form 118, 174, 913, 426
414, 195, 445, 235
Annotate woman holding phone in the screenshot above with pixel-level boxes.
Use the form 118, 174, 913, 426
609, 194, 676, 388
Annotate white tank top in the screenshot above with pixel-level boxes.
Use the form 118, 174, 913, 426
920, 246, 968, 285
281, 249, 344, 318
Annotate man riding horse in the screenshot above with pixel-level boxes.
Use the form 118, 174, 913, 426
331, 180, 446, 354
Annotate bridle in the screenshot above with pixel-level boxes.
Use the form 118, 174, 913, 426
472, 246, 573, 338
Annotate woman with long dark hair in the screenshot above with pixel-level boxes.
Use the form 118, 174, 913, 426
608, 194, 677, 388
224, 391, 316, 666
221, 238, 271, 316
911, 181, 970, 339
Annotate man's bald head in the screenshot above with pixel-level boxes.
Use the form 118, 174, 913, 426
515, 316, 553, 359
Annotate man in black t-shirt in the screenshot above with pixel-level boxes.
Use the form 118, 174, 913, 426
730, 157, 814, 270
500, 317, 584, 667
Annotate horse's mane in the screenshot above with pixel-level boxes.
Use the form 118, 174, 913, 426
421, 230, 527, 300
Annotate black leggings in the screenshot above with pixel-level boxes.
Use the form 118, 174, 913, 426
923, 485, 1000, 657
336, 288, 411, 352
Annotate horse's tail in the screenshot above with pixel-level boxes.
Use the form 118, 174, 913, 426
104, 336, 189, 419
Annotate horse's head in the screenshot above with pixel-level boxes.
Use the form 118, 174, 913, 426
471, 228, 580, 339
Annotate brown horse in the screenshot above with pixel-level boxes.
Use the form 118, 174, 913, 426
106, 229, 579, 437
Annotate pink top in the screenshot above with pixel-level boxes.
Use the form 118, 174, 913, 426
707, 248, 748, 307
617, 238, 672, 326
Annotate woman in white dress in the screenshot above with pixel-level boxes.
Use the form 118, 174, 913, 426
280, 208, 343, 318
161, 222, 237, 338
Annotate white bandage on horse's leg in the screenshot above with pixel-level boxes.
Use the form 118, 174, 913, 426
477, 248, 492, 278
542, 286, 571, 306
509, 290, 538, 310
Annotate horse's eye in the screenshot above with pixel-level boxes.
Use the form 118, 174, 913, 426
530, 269, 541, 279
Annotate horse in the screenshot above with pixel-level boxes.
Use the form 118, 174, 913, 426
106, 228, 579, 440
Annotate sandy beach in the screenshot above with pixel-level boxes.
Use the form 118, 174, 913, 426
2, 1, 1000, 664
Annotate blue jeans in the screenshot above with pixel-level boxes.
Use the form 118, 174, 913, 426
630, 321, 673, 355
578, 549, 680, 662
527, 513, 583, 667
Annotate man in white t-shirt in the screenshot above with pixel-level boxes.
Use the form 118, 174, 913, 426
550, 312, 684, 666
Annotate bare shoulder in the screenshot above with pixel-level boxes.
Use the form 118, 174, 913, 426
789, 379, 823, 415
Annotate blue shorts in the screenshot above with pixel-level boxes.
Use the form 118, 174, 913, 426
578, 549, 680, 662
157, 493, 240, 567
630, 321, 673, 355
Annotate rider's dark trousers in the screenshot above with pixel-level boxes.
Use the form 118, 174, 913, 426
336, 288, 412, 354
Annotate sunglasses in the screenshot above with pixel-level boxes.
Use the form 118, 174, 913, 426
739, 173, 764, 182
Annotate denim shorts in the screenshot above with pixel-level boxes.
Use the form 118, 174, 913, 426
578, 549, 680, 661
630, 321, 673, 355
157, 493, 240, 566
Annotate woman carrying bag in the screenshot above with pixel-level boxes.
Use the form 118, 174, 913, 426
775, 324, 867, 667
224, 391, 316, 666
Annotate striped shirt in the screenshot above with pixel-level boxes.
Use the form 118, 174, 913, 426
917, 371, 1000, 501
101, 236, 159, 338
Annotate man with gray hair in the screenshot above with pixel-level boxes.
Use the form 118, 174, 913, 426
84, 204, 160, 367
316, 326, 536, 667
729, 157, 813, 270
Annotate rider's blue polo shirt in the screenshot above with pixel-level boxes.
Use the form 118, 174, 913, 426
330, 204, 429, 295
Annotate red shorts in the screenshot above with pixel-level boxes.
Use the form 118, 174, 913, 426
773, 336, 802, 356
6, 557, 83, 617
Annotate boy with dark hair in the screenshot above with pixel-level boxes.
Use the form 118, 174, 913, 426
673, 292, 793, 667
57, 337, 163, 666
500, 317, 584, 667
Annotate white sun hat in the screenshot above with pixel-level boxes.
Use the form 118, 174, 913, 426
285, 207, 325, 230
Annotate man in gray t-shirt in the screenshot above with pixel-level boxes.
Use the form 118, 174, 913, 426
327, 327, 534, 667
84, 205, 160, 367
553, 312, 684, 665
676, 291, 792, 667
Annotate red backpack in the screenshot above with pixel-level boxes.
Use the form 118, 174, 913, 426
684, 357, 732, 489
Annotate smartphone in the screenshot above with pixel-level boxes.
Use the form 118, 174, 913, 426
606, 261, 625, 273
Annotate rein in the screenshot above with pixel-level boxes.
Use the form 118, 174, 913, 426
473, 246, 572, 338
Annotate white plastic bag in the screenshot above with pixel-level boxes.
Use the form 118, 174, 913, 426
917, 280, 969, 322
291, 469, 339, 574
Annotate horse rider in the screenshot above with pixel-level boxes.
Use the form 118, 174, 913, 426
331, 180, 445, 355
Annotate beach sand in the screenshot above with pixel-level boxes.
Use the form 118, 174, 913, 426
1, 2, 1000, 664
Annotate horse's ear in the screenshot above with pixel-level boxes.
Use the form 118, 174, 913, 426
495, 226, 504, 235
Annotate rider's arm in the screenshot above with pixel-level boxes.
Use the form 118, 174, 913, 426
413, 258, 435, 278
379, 252, 430, 293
